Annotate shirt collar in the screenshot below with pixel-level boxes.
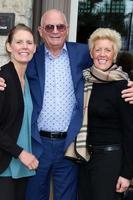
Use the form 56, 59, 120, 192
45, 43, 67, 57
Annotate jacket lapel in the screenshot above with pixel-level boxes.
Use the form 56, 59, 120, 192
35, 44, 45, 97
66, 42, 84, 111
66, 42, 83, 91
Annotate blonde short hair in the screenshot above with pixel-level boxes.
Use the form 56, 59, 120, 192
88, 28, 122, 56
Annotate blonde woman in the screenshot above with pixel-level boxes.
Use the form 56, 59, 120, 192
78, 28, 133, 200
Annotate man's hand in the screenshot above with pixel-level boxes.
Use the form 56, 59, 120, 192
121, 81, 133, 104
0, 78, 6, 91
116, 176, 130, 193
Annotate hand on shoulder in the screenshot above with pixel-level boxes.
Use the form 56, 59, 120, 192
121, 81, 133, 104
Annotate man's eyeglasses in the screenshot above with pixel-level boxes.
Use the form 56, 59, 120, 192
41, 24, 67, 33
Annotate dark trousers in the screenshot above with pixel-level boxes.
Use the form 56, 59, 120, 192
0, 176, 27, 200
26, 137, 78, 200
124, 186, 133, 200
78, 148, 122, 200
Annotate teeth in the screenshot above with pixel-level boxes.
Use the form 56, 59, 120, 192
98, 60, 107, 64
19, 52, 29, 55
51, 36, 60, 38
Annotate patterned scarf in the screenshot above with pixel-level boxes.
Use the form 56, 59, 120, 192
65, 64, 129, 162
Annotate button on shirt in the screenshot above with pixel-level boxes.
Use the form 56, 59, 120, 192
37, 44, 76, 132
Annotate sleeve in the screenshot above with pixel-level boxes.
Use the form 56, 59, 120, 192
117, 81, 133, 179
0, 73, 23, 158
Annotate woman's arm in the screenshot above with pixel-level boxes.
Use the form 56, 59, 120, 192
1, 78, 133, 103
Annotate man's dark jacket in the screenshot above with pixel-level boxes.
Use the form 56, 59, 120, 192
26, 42, 92, 158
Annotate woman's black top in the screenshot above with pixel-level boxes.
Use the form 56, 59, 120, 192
88, 80, 133, 179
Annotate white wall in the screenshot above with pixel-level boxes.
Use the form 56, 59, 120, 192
68, 0, 79, 42
0, 0, 33, 66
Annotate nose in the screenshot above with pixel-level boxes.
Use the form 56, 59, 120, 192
53, 25, 59, 33
100, 49, 106, 56
22, 42, 28, 48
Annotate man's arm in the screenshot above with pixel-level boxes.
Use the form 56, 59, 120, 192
1, 78, 133, 103
121, 81, 133, 104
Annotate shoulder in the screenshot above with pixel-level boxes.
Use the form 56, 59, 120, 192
94, 80, 128, 96
30, 43, 44, 59
0, 62, 20, 88
101, 80, 128, 96
66, 41, 88, 50
0, 62, 11, 71
66, 41, 90, 57
106, 80, 128, 102
36, 43, 44, 53
0, 62, 13, 78
66, 42, 92, 68
112, 80, 128, 90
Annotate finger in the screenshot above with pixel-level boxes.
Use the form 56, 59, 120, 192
33, 158, 39, 165
28, 163, 36, 170
34, 159, 39, 168
122, 92, 133, 97
0, 82, 6, 87
127, 81, 133, 87
121, 92, 133, 99
31, 161, 38, 169
116, 179, 121, 189
122, 97, 133, 102
28, 165, 33, 170
0, 77, 5, 82
121, 88, 133, 94
29, 160, 39, 170
117, 187, 128, 193
0, 86, 5, 91
35, 159, 39, 165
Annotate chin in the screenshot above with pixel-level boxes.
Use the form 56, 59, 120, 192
97, 65, 111, 70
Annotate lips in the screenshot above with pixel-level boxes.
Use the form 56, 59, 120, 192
50, 36, 60, 39
19, 52, 29, 56
98, 59, 107, 64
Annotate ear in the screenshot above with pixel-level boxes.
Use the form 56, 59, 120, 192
113, 53, 117, 63
38, 26, 43, 37
90, 51, 93, 59
33, 44, 36, 54
66, 25, 69, 36
6, 42, 12, 53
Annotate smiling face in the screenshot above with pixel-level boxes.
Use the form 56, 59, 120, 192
91, 39, 117, 71
38, 10, 69, 53
6, 29, 36, 65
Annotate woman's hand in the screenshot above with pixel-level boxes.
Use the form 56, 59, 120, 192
18, 150, 39, 170
116, 176, 130, 193
122, 81, 133, 104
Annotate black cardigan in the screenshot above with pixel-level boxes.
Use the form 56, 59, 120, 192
0, 61, 24, 173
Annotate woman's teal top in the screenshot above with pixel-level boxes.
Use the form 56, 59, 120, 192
0, 77, 35, 178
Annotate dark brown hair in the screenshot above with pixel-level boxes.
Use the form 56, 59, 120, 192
6, 23, 35, 44
6, 23, 35, 54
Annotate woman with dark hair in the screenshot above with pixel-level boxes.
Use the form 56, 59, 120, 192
0, 24, 39, 200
